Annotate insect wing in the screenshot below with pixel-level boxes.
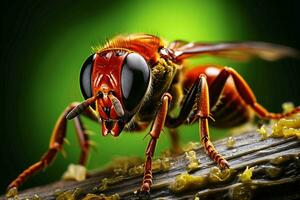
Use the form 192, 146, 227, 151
171, 41, 298, 61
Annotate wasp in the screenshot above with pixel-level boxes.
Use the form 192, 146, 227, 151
8, 34, 300, 194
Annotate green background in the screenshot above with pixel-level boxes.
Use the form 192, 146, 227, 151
2, 0, 300, 193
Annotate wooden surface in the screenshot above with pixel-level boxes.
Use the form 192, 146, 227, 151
2, 130, 300, 200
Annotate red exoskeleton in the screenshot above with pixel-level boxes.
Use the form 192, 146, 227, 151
8, 34, 300, 194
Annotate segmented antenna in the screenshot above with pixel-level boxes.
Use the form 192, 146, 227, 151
66, 93, 101, 120
108, 92, 124, 117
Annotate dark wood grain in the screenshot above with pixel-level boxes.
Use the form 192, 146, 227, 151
2, 130, 300, 200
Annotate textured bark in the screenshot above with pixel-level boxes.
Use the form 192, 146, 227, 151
2, 130, 300, 200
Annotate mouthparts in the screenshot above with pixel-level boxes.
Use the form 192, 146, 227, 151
101, 119, 125, 137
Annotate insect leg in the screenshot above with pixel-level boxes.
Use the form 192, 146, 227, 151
126, 121, 149, 131
166, 73, 229, 169
140, 93, 172, 193
166, 76, 202, 128
74, 117, 89, 165
196, 75, 229, 169
74, 104, 99, 165
7, 102, 98, 191
221, 67, 300, 119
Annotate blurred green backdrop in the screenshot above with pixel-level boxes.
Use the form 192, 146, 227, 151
2, 0, 300, 193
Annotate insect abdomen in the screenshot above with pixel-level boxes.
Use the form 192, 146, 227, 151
183, 65, 254, 128
209, 76, 254, 128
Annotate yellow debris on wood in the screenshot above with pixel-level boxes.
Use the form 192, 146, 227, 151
169, 173, 207, 193
257, 125, 269, 140
185, 151, 200, 172
208, 167, 234, 183
282, 102, 295, 113
98, 176, 124, 192
161, 157, 172, 171
152, 157, 172, 172
272, 115, 300, 138
111, 157, 144, 176
32, 194, 41, 200
56, 188, 82, 200
182, 141, 200, 152
238, 166, 255, 182
62, 164, 87, 181
226, 137, 236, 148
82, 193, 120, 200
128, 164, 144, 176
256, 103, 300, 140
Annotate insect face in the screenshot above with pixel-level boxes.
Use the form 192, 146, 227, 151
80, 49, 151, 136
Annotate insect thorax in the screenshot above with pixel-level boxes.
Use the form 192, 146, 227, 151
134, 57, 181, 122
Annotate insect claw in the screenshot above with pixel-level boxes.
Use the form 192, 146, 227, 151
63, 138, 70, 145
88, 140, 97, 147
209, 114, 215, 122
143, 133, 150, 140
60, 148, 67, 158
88, 141, 98, 152
138, 189, 151, 200
85, 130, 96, 136
186, 118, 190, 124
6, 187, 18, 198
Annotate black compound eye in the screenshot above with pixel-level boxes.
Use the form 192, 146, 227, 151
80, 54, 96, 100
121, 53, 150, 111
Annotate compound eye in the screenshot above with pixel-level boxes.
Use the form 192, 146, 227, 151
80, 54, 96, 99
121, 53, 150, 111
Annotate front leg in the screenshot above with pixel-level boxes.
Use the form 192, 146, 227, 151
140, 93, 172, 193
7, 102, 98, 193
